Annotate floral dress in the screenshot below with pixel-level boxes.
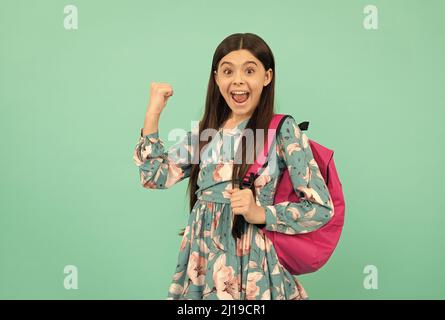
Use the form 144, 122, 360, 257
132, 116, 334, 300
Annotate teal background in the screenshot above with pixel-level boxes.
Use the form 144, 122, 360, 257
1, 0, 444, 299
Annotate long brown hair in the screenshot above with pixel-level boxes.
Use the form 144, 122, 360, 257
180, 33, 276, 238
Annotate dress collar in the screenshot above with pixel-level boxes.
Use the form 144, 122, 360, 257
219, 117, 250, 135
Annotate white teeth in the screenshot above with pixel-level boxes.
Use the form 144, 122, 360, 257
231, 91, 248, 95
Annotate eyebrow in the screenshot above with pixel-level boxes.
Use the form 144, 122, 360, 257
219, 61, 258, 68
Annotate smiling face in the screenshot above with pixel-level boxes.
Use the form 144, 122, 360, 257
214, 49, 273, 120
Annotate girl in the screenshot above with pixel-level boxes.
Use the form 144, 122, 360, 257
133, 33, 334, 300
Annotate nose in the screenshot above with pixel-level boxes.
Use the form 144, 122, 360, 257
233, 69, 245, 85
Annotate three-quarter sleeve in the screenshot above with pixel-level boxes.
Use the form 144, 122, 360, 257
133, 127, 196, 189
264, 116, 334, 234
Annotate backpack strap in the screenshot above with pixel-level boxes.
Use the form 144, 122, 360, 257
240, 114, 310, 189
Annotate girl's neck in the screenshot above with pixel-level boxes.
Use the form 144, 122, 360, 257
223, 114, 251, 129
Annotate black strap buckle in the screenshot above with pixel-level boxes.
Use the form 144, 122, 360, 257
298, 121, 309, 131
240, 172, 256, 190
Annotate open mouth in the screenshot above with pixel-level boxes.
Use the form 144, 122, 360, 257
230, 90, 250, 105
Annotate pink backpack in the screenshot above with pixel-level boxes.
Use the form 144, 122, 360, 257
241, 114, 345, 275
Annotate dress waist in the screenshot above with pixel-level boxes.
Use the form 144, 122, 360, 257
195, 181, 233, 204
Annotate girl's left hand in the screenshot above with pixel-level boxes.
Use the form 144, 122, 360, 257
228, 187, 266, 225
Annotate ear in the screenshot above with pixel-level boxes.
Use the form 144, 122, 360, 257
214, 70, 219, 87
264, 68, 273, 87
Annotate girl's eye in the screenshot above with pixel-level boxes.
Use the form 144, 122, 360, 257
223, 68, 255, 75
